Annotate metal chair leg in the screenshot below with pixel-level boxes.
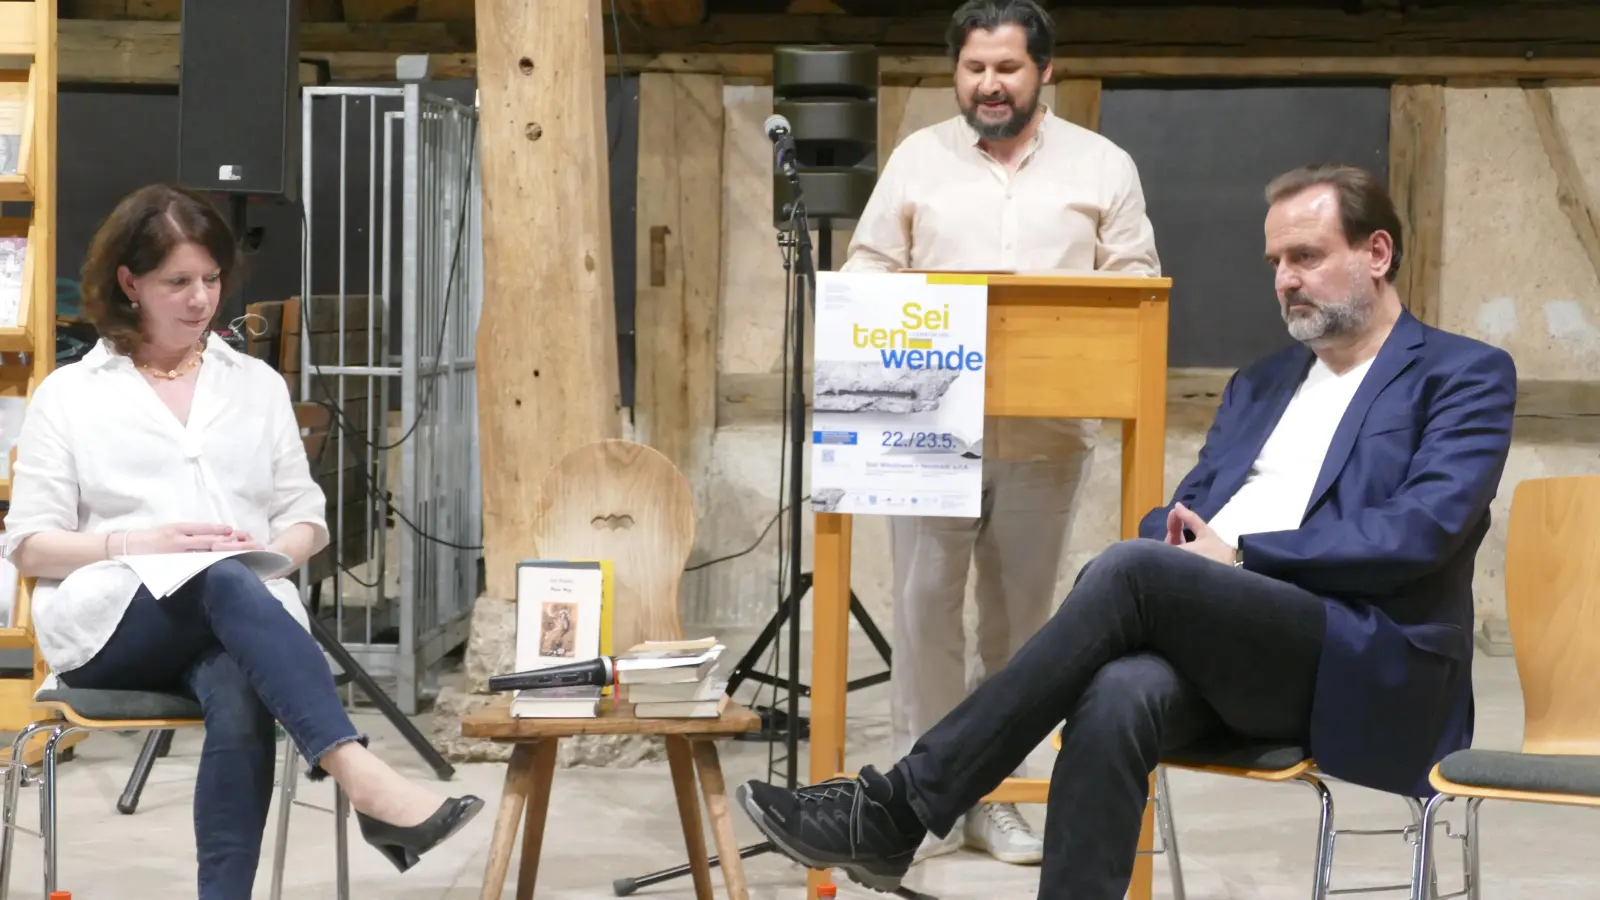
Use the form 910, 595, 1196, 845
1463, 798, 1481, 900
40, 725, 78, 896
0, 721, 52, 900
269, 738, 299, 900
1297, 775, 1336, 900
1153, 767, 1187, 900
1409, 793, 1449, 900
1400, 796, 1440, 899
335, 785, 350, 900
116, 729, 174, 815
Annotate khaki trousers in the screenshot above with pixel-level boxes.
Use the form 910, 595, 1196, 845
888, 452, 1093, 778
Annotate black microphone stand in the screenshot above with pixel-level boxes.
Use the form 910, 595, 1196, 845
611, 159, 933, 900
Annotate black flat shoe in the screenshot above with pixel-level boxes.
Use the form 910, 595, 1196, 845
357, 795, 486, 873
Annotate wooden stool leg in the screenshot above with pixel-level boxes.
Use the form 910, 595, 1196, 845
515, 739, 559, 900
479, 741, 544, 900
666, 736, 715, 900
690, 739, 749, 900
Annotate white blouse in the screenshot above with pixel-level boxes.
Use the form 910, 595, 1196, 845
1, 334, 329, 683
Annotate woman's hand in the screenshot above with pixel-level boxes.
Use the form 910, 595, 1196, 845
124, 522, 240, 555
210, 532, 265, 552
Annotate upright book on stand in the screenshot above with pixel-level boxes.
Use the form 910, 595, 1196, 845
510, 559, 613, 717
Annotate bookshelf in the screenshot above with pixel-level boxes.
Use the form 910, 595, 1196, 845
0, 0, 68, 765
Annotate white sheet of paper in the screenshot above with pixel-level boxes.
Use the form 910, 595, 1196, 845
113, 549, 295, 599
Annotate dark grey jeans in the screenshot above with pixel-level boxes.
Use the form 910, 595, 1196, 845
894, 538, 1327, 899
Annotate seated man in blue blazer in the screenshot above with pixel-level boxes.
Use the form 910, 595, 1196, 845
735, 162, 1517, 899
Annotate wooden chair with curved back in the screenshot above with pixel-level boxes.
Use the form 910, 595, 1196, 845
1411, 473, 1600, 899
461, 439, 761, 900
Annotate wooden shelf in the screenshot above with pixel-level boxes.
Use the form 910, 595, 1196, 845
0, 172, 28, 201
0, 3, 33, 63
0, 0, 57, 745
0, 325, 30, 353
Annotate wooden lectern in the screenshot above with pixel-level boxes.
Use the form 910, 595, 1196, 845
807, 272, 1173, 900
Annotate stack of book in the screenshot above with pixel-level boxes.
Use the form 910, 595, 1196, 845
617, 638, 728, 718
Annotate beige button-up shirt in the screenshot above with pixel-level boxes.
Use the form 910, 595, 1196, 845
841, 109, 1161, 461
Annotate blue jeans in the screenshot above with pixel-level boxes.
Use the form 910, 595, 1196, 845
58, 559, 365, 899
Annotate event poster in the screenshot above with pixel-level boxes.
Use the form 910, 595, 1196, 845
810, 271, 989, 518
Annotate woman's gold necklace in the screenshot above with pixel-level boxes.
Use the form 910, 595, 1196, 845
136, 340, 206, 380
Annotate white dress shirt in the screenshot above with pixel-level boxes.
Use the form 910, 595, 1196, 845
1, 334, 329, 685
841, 108, 1162, 461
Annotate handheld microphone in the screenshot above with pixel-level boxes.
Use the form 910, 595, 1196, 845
764, 114, 800, 180
487, 656, 615, 693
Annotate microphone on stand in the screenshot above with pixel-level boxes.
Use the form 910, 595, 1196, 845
487, 656, 615, 693
764, 113, 800, 180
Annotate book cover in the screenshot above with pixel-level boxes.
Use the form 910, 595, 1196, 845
514, 558, 614, 693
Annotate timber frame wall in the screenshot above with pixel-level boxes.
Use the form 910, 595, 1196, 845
45, 5, 1600, 431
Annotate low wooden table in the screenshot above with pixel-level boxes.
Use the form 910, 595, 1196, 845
463, 698, 762, 900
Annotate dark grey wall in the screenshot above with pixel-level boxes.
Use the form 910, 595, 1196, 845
54, 77, 641, 405
1098, 79, 1392, 369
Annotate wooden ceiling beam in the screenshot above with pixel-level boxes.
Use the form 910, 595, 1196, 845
62, 0, 347, 21
613, 0, 707, 27
50, 12, 1600, 86
603, 8, 1600, 59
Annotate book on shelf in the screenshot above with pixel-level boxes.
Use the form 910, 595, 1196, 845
0, 80, 22, 178
510, 558, 614, 718
0, 235, 23, 329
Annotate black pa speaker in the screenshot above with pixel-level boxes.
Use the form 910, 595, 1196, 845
771, 45, 878, 229
177, 0, 301, 201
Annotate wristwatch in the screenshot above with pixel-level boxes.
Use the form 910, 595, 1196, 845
1232, 544, 1244, 567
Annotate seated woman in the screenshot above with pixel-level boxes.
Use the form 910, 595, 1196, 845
2, 183, 482, 897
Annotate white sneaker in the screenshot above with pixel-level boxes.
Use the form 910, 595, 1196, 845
914, 814, 963, 862
963, 802, 1044, 865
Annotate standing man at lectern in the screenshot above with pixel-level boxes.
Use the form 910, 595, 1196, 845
840, 0, 1161, 865
739, 164, 1516, 899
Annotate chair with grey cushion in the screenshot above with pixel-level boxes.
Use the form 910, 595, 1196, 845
0, 582, 351, 900
1412, 474, 1600, 900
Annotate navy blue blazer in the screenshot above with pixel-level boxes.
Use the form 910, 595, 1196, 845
1138, 309, 1516, 799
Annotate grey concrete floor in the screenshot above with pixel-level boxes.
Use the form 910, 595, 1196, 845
0, 628, 1595, 899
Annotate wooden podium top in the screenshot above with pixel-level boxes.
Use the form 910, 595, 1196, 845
904, 269, 1172, 303
927, 271, 1172, 420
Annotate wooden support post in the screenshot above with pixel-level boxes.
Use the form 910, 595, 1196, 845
632, 72, 722, 499
473, 0, 622, 599
1054, 77, 1101, 130
1524, 82, 1600, 289
1389, 80, 1446, 326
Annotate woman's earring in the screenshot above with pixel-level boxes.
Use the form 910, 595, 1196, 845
130, 300, 140, 310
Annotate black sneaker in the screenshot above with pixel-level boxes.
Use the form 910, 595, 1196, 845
735, 765, 925, 893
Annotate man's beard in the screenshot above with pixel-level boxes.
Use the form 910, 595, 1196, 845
961, 87, 1038, 141
1282, 264, 1374, 345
